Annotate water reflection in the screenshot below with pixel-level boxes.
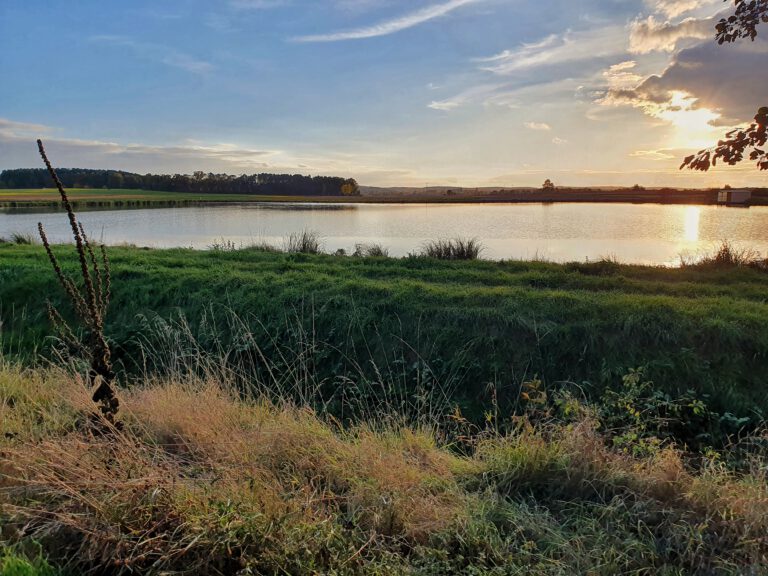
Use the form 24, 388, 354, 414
3, 202, 768, 266
683, 206, 701, 242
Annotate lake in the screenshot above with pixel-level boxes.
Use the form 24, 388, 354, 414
3, 202, 768, 265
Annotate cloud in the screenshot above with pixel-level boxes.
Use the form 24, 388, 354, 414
293, 0, 481, 42
0, 118, 53, 138
0, 121, 414, 186
229, 0, 287, 9
629, 16, 713, 54
428, 99, 463, 111
630, 148, 677, 160
477, 26, 628, 75
551, 137, 567, 145
91, 36, 213, 74
601, 37, 768, 124
524, 121, 551, 131
644, 0, 716, 19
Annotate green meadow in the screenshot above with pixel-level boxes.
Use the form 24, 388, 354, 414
2, 243, 767, 428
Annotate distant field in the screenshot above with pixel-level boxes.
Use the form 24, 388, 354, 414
5, 186, 768, 208
0, 188, 354, 206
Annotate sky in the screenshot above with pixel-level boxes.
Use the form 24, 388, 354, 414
0, 0, 765, 188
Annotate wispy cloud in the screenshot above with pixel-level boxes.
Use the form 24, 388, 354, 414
293, 0, 482, 42
229, 0, 287, 10
644, 0, 718, 19
0, 118, 53, 137
524, 121, 551, 131
91, 36, 213, 74
477, 26, 627, 75
628, 15, 713, 54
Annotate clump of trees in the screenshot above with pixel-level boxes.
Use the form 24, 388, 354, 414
0, 168, 361, 196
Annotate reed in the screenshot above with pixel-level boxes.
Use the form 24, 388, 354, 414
421, 237, 484, 260
284, 229, 322, 254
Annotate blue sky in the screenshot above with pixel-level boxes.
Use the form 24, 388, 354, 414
1, 0, 765, 187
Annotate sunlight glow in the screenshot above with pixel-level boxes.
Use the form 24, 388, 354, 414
683, 205, 700, 242
657, 91, 721, 149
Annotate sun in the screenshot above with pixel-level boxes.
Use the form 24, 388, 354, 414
657, 91, 722, 149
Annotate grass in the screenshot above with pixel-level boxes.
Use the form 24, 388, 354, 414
0, 233, 36, 245
353, 243, 390, 257
2, 243, 768, 431
284, 230, 322, 254
1, 364, 767, 574
681, 240, 768, 270
420, 238, 484, 260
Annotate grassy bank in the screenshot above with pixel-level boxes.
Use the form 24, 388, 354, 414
1, 243, 767, 437
2, 364, 767, 574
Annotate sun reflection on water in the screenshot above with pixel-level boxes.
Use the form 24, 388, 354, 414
683, 206, 701, 242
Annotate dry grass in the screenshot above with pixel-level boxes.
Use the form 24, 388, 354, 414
2, 366, 768, 574
1, 371, 467, 573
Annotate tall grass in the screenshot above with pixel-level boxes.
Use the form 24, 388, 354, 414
681, 240, 766, 269
284, 229, 322, 254
353, 242, 390, 257
8, 232, 36, 245
421, 237, 484, 260
2, 364, 767, 574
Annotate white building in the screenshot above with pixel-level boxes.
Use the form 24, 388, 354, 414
717, 189, 752, 205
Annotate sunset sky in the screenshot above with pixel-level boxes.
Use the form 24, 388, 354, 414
1, 0, 765, 187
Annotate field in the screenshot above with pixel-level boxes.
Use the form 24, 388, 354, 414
0, 188, 356, 208
2, 243, 767, 428
3, 242, 768, 573
5, 186, 768, 209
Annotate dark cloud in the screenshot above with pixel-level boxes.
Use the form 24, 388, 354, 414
602, 37, 768, 124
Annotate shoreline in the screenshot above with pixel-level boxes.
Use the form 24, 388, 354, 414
2, 187, 768, 211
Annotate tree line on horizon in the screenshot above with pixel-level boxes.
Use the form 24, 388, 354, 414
0, 168, 361, 196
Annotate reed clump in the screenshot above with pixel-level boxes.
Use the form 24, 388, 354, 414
284, 229, 322, 254
421, 237, 484, 260
682, 240, 767, 269
353, 243, 390, 257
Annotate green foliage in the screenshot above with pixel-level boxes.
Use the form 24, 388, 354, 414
0, 545, 59, 576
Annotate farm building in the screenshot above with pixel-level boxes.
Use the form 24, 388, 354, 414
717, 189, 752, 205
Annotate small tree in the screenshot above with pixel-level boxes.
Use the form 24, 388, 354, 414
542, 179, 555, 190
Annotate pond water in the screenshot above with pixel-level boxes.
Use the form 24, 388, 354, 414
3, 202, 768, 265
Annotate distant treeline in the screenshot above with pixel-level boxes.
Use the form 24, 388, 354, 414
0, 168, 361, 196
